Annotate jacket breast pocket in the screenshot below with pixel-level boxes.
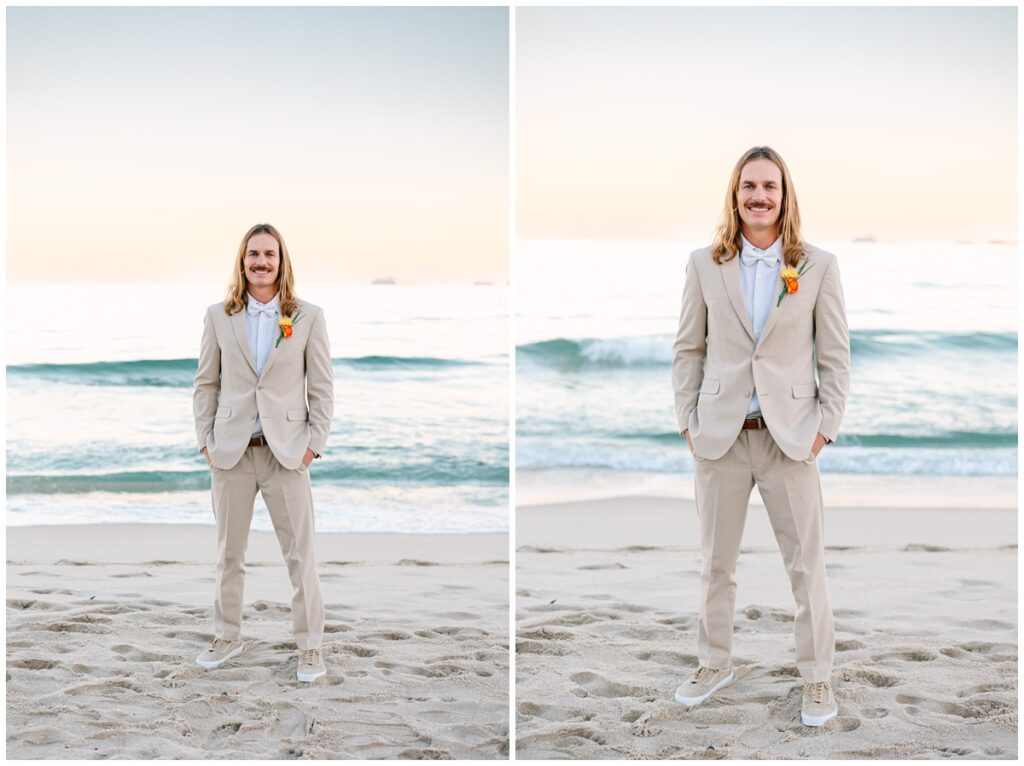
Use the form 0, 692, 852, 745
791, 382, 818, 399
699, 378, 721, 396
287, 408, 309, 422
215, 406, 232, 419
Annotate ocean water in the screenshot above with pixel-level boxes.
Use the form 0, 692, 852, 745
7, 283, 509, 532
516, 240, 1017, 478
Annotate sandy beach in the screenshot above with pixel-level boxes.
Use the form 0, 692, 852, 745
515, 471, 1017, 760
7, 524, 509, 759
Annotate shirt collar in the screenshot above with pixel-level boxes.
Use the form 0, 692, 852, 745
246, 292, 280, 312
740, 234, 782, 259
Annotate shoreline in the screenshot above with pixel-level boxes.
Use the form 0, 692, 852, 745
517, 467, 1017, 511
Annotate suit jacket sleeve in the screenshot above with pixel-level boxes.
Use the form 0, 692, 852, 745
671, 251, 708, 435
193, 307, 221, 451
813, 256, 851, 443
304, 307, 335, 456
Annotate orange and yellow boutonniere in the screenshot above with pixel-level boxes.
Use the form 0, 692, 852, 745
275, 313, 301, 348
776, 262, 813, 307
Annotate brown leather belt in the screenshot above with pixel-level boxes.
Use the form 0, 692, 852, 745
248, 434, 268, 447
741, 415, 766, 430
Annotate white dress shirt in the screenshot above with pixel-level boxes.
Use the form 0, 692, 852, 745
245, 291, 280, 437
738, 234, 783, 417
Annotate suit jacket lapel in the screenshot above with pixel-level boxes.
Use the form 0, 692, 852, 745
230, 308, 258, 376
258, 304, 300, 381
755, 250, 810, 352
721, 255, 756, 343
259, 323, 283, 381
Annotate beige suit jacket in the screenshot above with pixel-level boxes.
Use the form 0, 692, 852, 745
672, 242, 851, 462
193, 298, 335, 470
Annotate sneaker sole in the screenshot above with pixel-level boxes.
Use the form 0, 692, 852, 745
196, 642, 244, 669
801, 707, 838, 727
674, 671, 734, 706
297, 667, 326, 683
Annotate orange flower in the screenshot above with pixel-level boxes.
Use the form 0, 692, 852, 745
776, 262, 813, 306
275, 314, 298, 348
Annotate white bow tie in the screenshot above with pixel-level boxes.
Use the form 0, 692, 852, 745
739, 248, 779, 268
246, 302, 277, 319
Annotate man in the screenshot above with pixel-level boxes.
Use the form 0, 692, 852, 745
193, 223, 334, 683
671, 147, 851, 726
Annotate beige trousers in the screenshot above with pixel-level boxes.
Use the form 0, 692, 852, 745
210, 444, 324, 650
693, 426, 834, 683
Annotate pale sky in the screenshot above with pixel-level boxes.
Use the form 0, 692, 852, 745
7, 7, 508, 284
517, 6, 1017, 243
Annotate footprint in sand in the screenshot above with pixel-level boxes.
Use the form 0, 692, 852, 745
359, 630, 413, 641
518, 627, 573, 641
8, 658, 59, 670
845, 668, 899, 688
957, 681, 1016, 697
7, 599, 65, 611
518, 725, 608, 749
569, 671, 657, 700
895, 693, 1013, 719
829, 717, 861, 732
111, 644, 168, 663
939, 641, 1017, 662
859, 707, 889, 719
517, 639, 570, 656
834, 639, 865, 652
43, 621, 110, 634
333, 643, 379, 658
517, 700, 593, 723
65, 678, 144, 697
871, 649, 937, 663
741, 605, 793, 623
208, 721, 242, 750
634, 649, 699, 667
654, 616, 693, 628
396, 749, 454, 759
253, 600, 290, 613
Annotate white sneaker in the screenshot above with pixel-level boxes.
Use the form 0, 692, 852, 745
297, 648, 326, 682
674, 665, 735, 706
196, 638, 244, 669
801, 681, 838, 726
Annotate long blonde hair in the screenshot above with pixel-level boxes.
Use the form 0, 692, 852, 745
222, 223, 299, 317
711, 146, 804, 268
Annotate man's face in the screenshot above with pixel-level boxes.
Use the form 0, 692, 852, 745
243, 233, 280, 289
736, 158, 784, 235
